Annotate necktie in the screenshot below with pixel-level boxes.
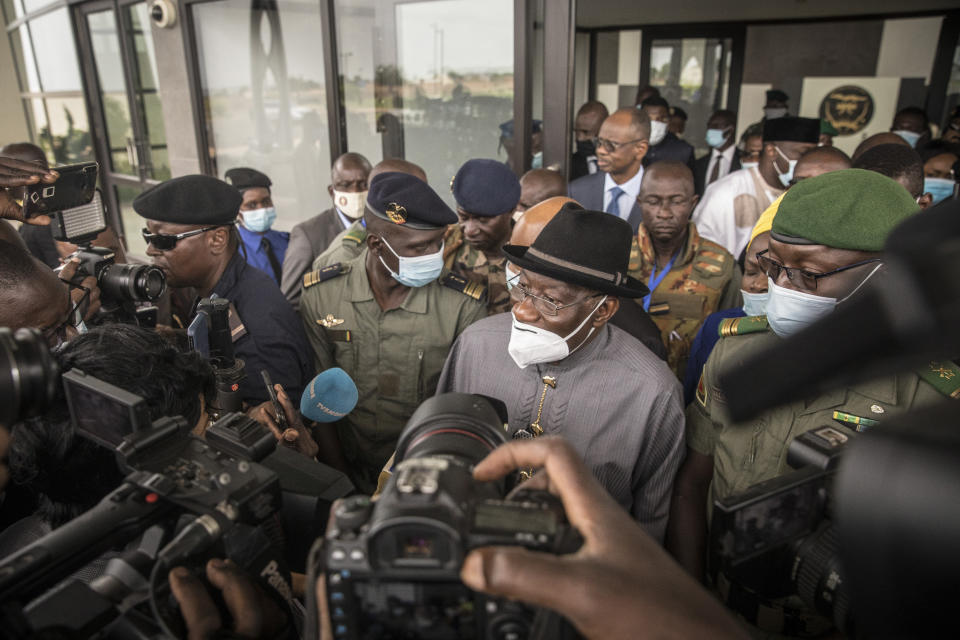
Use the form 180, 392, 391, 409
708, 153, 722, 185
606, 186, 625, 218
261, 237, 283, 284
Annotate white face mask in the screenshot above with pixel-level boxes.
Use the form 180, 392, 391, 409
765, 265, 881, 337
504, 263, 519, 291
741, 161, 760, 171
507, 296, 607, 369
334, 190, 367, 220
764, 107, 788, 119
740, 289, 769, 317
649, 120, 668, 146
774, 146, 798, 188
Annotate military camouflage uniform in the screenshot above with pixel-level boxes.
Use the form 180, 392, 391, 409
299, 249, 487, 494
628, 222, 741, 378
688, 319, 958, 637
442, 225, 511, 315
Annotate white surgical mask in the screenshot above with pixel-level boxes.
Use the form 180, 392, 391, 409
764, 107, 788, 120
649, 120, 668, 146
504, 263, 519, 291
740, 289, 769, 317
765, 265, 881, 337
892, 129, 921, 148
774, 146, 798, 188
241, 207, 277, 232
378, 236, 444, 288
334, 190, 367, 220
507, 296, 607, 369
741, 161, 760, 171
531, 151, 543, 169
705, 128, 728, 148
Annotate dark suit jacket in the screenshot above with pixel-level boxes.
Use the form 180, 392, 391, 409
693, 147, 742, 196
568, 171, 644, 233
642, 132, 695, 171
280, 207, 347, 307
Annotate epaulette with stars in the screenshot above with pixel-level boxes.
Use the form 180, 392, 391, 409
717, 315, 769, 337
439, 271, 487, 301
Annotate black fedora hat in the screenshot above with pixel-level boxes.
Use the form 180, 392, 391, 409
502, 202, 649, 298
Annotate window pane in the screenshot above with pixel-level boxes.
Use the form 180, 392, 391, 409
336, 0, 514, 205
115, 182, 146, 256
3, 0, 24, 23
127, 2, 169, 180
26, 8, 84, 92
21, 0, 57, 14
193, 0, 331, 230
87, 9, 136, 176
29, 96, 94, 165
10, 24, 41, 92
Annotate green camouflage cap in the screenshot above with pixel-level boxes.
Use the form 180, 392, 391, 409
771, 168, 918, 251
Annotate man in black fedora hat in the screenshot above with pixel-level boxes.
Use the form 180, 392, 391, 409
437, 202, 685, 541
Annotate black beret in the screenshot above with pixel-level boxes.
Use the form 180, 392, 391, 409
762, 116, 820, 144
366, 171, 456, 230
766, 89, 789, 103
133, 175, 241, 225
224, 167, 272, 191
451, 159, 521, 217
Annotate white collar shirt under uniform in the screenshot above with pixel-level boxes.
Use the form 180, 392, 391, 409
692, 166, 784, 257
603, 166, 644, 221
705, 144, 738, 185
436, 312, 686, 542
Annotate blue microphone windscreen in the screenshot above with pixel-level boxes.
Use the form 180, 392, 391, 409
299, 367, 359, 423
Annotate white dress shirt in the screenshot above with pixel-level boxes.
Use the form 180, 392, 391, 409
705, 144, 737, 185
603, 166, 645, 221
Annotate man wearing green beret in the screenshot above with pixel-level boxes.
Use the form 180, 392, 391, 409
666, 169, 958, 636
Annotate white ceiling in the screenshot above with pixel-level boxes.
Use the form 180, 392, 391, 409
576, 0, 959, 29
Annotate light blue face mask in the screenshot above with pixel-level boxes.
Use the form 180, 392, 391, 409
705, 128, 728, 148
924, 177, 955, 205
774, 146, 798, 188
766, 265, 881, 337
241, 207, 277, 233
892, 129, 922, 148
740, 289, 769, 317
378, 236, 445, 288
531, 151, 543, 169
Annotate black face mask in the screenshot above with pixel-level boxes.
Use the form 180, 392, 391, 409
576, 139, 596, 156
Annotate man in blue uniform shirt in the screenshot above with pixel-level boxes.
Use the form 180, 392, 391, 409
225, 167, 289, 286
135, 174, 312, 404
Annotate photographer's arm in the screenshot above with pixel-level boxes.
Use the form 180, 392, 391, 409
462, 437, 746, 640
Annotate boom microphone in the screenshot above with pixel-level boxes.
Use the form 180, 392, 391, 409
299, 367, 358, 423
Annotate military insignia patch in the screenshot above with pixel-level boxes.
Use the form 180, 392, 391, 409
696, 373, 707, 408
319, 314, 344, 328
819, 85, 874, 135
385, 202, 407, 224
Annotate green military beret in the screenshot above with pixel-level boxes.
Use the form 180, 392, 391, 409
771, 168, 918, 252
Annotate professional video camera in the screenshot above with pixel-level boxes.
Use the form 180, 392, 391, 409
188, 296, 244, 418
0, 349, 286, 639
711, 426, 854, 634
53, 190, 166, 327
314, 393, 581, 640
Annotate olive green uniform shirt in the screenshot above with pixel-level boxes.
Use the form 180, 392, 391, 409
300, 248, 487, 493
687, 327, 946, 502
312, 220, 365, 270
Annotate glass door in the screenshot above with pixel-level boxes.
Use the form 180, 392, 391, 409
77, 0, 169, 256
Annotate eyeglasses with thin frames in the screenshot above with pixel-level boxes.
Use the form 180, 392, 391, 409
141, 225, 220, 251
755, 249, 881, 292
592, 136, 645, 154
508, 275, 601, 316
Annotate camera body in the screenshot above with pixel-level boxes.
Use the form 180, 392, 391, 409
322, 393, 580, 640
70, 245, 165, 319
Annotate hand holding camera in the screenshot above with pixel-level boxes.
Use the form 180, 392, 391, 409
0, 156, 59, 225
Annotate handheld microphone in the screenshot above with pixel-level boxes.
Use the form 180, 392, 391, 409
299, 367, 359, 423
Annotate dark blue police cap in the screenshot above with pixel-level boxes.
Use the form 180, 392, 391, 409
451, 159, 520, 217
498, 119, 543, 138
133, 175, 241, 225
224, 167, 272, 191
366, 171, 456, 230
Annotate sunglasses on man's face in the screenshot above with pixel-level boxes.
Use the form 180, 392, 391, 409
141, 225, 219, 251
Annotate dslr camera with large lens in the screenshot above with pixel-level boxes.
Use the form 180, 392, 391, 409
321, 393, 581, 640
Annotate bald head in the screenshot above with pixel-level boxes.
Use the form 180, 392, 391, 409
369, 158, 427, 183
853, 132, 909, 161
331, 152, 371, 180
0, 142, 48, 169
0, 238, 66, 330
793, 146, 851, 184
511, 196, 577, 246
606, 107, 651, 141
639, 161, 695, 196
518, 169, 567, 212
